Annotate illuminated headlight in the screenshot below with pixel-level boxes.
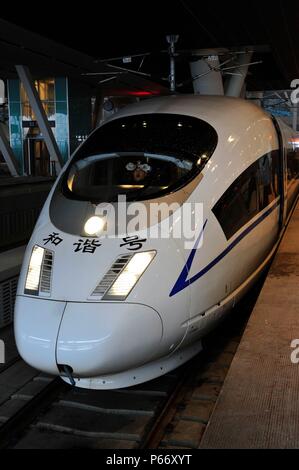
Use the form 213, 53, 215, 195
84, 216, 105, 236
102, 251, 156, 301
24, 245, 53, 296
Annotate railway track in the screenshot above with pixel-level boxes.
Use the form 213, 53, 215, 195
0, 278, 263, 449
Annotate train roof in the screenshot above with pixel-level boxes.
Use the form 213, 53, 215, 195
108, 95, 270, 133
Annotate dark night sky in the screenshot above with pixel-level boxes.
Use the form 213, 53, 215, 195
0, 2, 279, 55
1, 0, 299, 89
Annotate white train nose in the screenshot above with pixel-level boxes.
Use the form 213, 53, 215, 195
56, 302, 163, 377
14, 296, 66, 375
15, 297, 163, 378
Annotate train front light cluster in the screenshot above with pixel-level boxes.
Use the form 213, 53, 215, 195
104, 251, 156, 300
94, 251, 156, 301
24, 245, 53, 296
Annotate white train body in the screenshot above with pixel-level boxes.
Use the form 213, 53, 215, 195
14, 96, 299, 388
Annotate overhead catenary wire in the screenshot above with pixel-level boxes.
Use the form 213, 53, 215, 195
178, 0, 219, 46
177, 57, 262, 88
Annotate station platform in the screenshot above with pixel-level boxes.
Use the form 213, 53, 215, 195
200, 203, 299, 448
0, 246, 26, 283
0, 176, 53, 252
0, 246, 26, 329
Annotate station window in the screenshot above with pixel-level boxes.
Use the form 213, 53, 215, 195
20, 79, 55, 121
212, 151, 280, 240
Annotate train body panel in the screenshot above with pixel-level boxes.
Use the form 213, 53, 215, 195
14, 296, 66, 375
56, 302, 163, 377
14, 95, 299, 388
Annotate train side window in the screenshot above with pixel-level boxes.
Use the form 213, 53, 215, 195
286, 142, 299, 183
212, 161, 259, 240
258, 151, 279, 210
271, 150, 280, 196
212, 152, 279, 240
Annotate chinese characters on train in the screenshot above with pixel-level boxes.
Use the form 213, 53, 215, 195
43, 232, 63, 246
43, 232, 147, 253
73, 239, 102, 253
120, 235, 146, 251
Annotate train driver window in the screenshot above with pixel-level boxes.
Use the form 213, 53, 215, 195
61, 113, 218, 203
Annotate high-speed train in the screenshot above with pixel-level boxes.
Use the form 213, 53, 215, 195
14, 95, 299, 389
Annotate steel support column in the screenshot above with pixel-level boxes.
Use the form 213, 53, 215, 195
15, 65, 63, 170
0, 80, 5, 105
189, 55, 224, 95
225, 52, 252, 98
292, 106, 298, 131
0, 123, 20, 176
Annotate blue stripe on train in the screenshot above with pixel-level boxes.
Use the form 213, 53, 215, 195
170, 199, 280, 297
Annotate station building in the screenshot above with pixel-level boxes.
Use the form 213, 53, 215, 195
6, 78, 93, 177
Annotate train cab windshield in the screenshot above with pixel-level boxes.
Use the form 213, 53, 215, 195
62, 113, 218, 202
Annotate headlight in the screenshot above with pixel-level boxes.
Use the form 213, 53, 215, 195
93, 251, 156, 301
24, 245, 53, 296
84, 216, 105, 236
